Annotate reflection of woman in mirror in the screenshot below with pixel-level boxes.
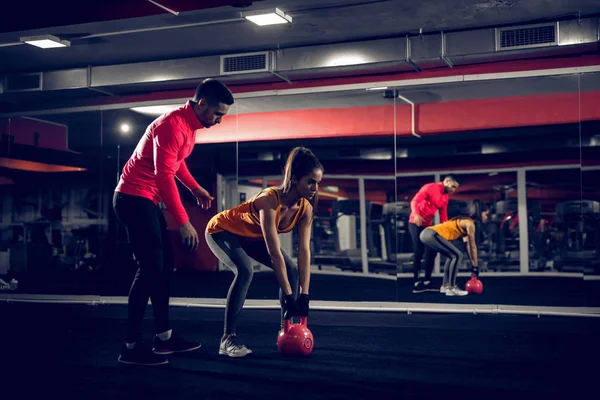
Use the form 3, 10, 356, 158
419, 199, 490, 296
205, 147, 323, 357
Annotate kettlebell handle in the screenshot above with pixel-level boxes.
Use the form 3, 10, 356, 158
283, 317, 308, 333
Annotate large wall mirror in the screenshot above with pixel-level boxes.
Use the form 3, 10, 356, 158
0, 70, 596, 312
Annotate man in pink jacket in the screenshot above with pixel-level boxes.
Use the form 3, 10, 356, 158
408, 176, 460, 293
113, 79, 234, 366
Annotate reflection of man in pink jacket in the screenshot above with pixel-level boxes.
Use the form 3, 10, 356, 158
408, 176, 460, 293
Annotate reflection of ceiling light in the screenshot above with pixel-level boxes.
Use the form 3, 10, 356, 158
482, 144, 507, 154
257, 152, 274, 161
325, 54, 367, 67
366, 87, 389, 91
244, 8, 292, 26
131, 105, 179, 116
489, 172, 499, 176
361, 149, 392, 160
21, 35, 70, 48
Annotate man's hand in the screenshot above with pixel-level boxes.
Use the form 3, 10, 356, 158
180, 221, 199, 251
413, 214, 423, 226
193, 187, 214, 210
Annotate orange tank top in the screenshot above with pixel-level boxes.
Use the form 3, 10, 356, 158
429, 217, 470, 241
206, 187, 308, 238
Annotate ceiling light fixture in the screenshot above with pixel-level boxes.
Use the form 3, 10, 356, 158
243, 8, 292, 26
20, 34, 70, 49
366, 87, 389, 91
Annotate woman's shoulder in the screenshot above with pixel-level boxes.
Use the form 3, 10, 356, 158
252, 187, 280, 209
301, 198, 313, 214
458, 216, 475, 226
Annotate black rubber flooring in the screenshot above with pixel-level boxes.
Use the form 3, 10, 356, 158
0, 302, 596, 399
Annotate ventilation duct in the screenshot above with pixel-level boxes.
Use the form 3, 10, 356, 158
0, 17, 597, 113
496, 23, 557, 51
220, 51, 271, 75
4, 73, 41, 92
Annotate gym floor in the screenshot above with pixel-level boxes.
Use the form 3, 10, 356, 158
0, 302, 596, 399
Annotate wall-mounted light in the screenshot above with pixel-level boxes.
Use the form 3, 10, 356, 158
120, 123, 131, 134
243, 8, 292, 26
20, 35, 70, 49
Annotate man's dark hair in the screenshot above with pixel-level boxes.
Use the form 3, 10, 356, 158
193, 78, 234, 106
444, 175, 460, 185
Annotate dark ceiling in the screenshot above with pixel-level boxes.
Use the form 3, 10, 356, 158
0, 0, 260, 34
1, 0, 599, 74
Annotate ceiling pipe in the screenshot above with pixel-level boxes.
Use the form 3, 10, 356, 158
0, 15, 245, 48
78, 17, 245, 40
147, 0, 180, 16
396, 93, 420, 138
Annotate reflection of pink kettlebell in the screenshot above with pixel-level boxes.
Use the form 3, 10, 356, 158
277, 317, 314, 357
466, 276, 483, 294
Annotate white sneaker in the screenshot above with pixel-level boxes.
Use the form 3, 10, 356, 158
439, 285, 449, 294
219, 334, 253, 358
446, 287, 469, 296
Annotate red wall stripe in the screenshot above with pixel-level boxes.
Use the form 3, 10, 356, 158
409, 91, 600, 135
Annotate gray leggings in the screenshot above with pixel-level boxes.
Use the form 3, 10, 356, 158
205, 230, 299, 334
420, 228, 464, 287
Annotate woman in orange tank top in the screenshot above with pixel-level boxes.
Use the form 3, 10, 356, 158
419, 200, 489, 296
205, 147, 323, 357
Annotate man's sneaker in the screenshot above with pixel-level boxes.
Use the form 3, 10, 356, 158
446, 286, 469, 296
413, 280, 435, 293
440, 285, 449, 294
219, 334, 252, 358
118, 344, 168, 366
152, 333, 201, 355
